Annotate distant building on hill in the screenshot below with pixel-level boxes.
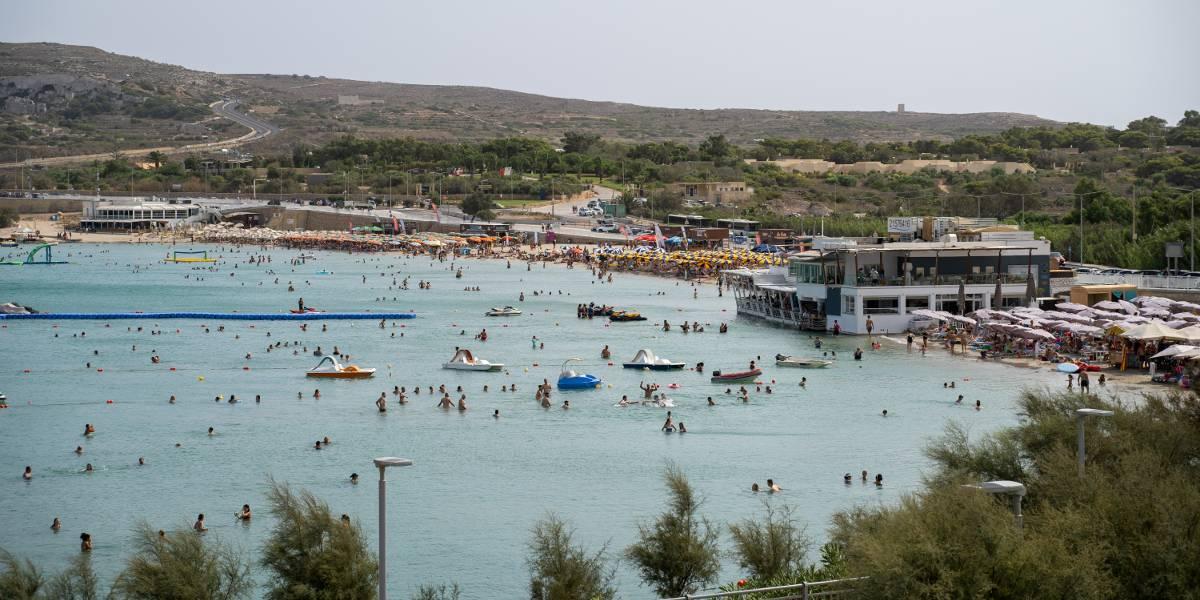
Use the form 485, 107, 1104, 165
665, 182, 753, 207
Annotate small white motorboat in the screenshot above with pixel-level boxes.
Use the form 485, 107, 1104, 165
486, 306, 522, 316
442, 348, 504, 372
622, 348, 685, 370
775, 354, 833, 368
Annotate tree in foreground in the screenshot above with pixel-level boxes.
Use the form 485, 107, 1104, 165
832, 390, 1200, 600
110, 523, 251, 600
625, 463, 720, 597
260, 479, 377, 599
1, 549, 99, 600
527, 514, 616, 600
727, 504, 812, 582
412, 582, 461, 600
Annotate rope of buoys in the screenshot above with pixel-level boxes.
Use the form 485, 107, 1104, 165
0, 312, 417, 321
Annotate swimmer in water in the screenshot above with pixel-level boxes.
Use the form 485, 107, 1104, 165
80, 533, 92, 552
707, 396, 716, 405
194, 514, 208, 531
751, 483, 760, 492
208, 427, 215, 436
314, 441, 323, 450
376, 393, 387, 413
767, 479, 781, 493
23, 466, 33, 480
52, 517, 62, 531
678, 422, 687, 433
239, 504, 252, 521
85, 463, 94, 472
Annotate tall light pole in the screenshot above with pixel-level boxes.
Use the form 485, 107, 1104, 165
252, 178, 268, 201
963, 480, 1027, 529
1075, 408, 1113, 478
373, 457, 413, 600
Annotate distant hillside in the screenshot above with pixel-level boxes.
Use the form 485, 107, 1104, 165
0, 42, 1058, 158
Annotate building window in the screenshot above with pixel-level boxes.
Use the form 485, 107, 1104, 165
843, 296, 856, 315
863, 297, 899, 314
904, 296, 929, 311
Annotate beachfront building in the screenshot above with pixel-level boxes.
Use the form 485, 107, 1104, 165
665, 182, 754, 207
725, 235, 1052, 334
80, 198, 201, 230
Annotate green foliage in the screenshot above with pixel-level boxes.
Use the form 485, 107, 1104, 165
0, 208, 17, 229
260, 480, 378, 600
727, 504, 812, 581
127, 96, 206, 120
0, 549, 99, 600
110, 523, 252, 600
561, 131, 600, 154
0, 549, 44, 599
625, 463, 721, 597
411, 583, 461, 600
527, 514, 616, 600
460, 191, 496, 219
43, 554, 99, 600
832, 390, 1200, 600
716, 543, 849, 598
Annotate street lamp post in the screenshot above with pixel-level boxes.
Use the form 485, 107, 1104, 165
252, 178, 268, 201
373, 456, 413, 600
964, 480, 1027, 529
1075, 408, 1113, 478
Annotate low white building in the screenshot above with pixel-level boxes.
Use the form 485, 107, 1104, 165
725, 237, 1052, 334
80, 198, 200, 230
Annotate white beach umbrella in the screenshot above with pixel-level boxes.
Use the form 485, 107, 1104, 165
1055, 302, 1090, 312
1150, 345, 1198, 359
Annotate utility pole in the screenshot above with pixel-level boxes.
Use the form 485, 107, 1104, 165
1131, 184, 1137, 242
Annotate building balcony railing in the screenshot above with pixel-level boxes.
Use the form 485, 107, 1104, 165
799, 273, 1032, 288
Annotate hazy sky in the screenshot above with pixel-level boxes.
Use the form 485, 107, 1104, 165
3, 0, 1197, 127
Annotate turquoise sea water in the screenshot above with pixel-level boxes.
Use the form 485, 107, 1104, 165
0, 243, 1060, 598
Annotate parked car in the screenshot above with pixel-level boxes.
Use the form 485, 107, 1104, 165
591, 224, 619, 233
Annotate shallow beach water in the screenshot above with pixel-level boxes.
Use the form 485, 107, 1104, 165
1, 243, 1061, 598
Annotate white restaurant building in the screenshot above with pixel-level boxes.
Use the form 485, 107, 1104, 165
725, 235, 1052, 335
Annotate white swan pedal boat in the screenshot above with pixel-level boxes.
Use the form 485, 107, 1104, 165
442, 349, 504, 372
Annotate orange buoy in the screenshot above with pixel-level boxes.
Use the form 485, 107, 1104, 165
169, 367, 176, 371
105, 399, 113, 404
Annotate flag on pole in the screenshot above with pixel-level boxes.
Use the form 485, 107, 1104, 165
391, 213, 399, 235
654, 224, 664, 251
755, 231, 762, 246
432, 202, 440, 223
399, 218, 407, 235
681, 225, 688, 251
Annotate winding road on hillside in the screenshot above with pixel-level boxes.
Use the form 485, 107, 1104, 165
0, 99, 277, 169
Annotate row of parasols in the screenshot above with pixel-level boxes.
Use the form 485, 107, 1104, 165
912, 294, 1200, 345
